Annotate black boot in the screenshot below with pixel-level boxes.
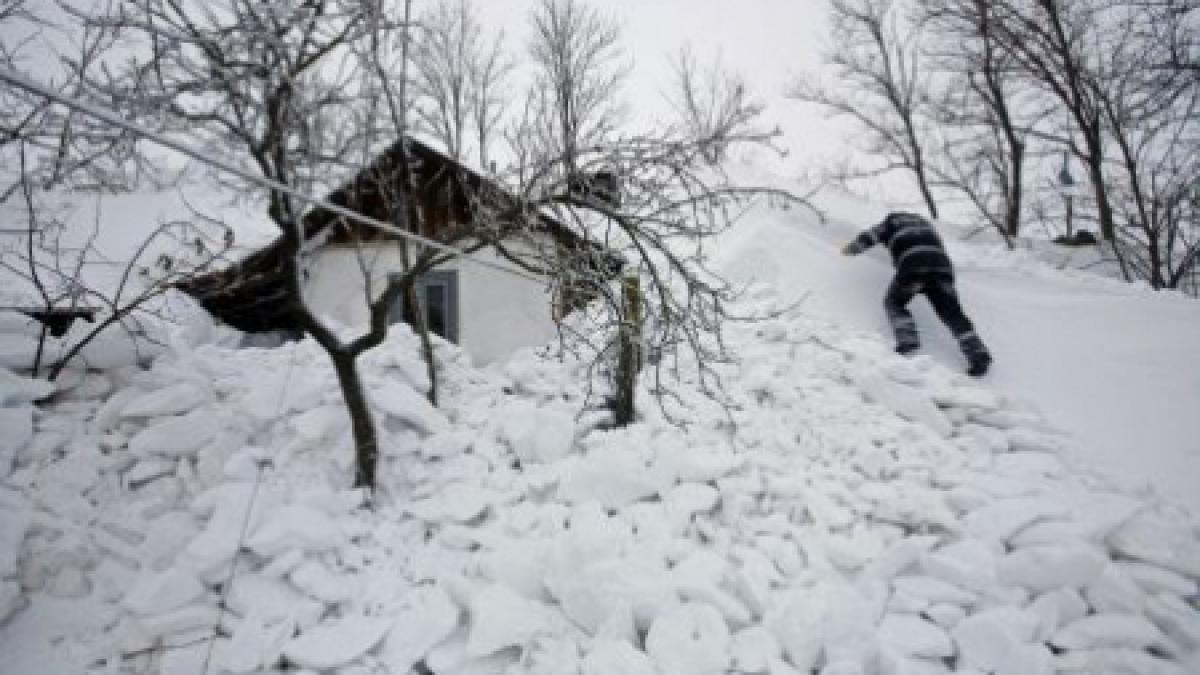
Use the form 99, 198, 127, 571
967, 352, 992, 377
958, 332, 991, 377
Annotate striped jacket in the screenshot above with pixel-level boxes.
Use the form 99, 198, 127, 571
845, 212, 953, 274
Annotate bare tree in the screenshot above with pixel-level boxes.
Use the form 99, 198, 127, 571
789, 0, 942, 219
72, 0, 429, 490
488, 129, 807, 427
920, 0, 1033, 242
527, 0, 627, 176
410, 0, 513, 169
667, 46, 771, 165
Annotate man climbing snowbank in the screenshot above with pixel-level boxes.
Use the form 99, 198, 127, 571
843, 212, 992, 376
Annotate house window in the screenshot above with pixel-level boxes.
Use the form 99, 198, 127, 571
390, 270, 459, 344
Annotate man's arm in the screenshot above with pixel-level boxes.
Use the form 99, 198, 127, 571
842, 216, 891, 255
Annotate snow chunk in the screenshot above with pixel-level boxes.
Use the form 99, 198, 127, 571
0, 406, 32, 477
959, 497, 1068, 542
122, 566, 206, 616
227, 574, 324, 627
500, 402, 575, 464
583, 640, 657, 675
877, 613, 953, 658
246, 504, 343, 557
892, 576, 976, 607
290, 405, 347, 443
951, 607, 1040, 672
407, 482, 496, 523
996, 544, 1107, 593
0, 579, 23, 625
645, 602, 731, 675
281, 614, 394, 670
372, 380, 447, 435
1050, 613, 1169, 651
1108, 512, 1200, 578
1118, 561, 1199, 597
378, 586, 460, 673
0, 368, 54, 405
557, 451, 660, 508
466, 583, 554, 657
855, 371, 952, 438
289, 559, 357, 605
127, 409, 224, 458
1055, 648, 1186, 675
731, 625, 782, 673
546, 558, 678, 633
120, 382, 210, 418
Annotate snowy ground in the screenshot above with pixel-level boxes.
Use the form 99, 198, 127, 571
717, 170, 1200, 515
2, 182, 1200, 674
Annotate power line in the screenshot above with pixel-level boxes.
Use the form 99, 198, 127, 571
0, 67, 545, 284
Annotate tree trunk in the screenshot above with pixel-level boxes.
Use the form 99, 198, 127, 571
404, 280, 439, 405
329, 349, 379, 489
612, 276, 643, 427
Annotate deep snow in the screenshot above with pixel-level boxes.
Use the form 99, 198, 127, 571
2, 181, 1200, 674
716, 173, 1200, 515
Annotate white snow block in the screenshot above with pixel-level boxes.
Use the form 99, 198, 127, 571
924, 603, 965, 629
1005, 428, 1066, 454
500, 403, 575, 464
959, 497, 1069, 542
0, 368, 55, 405
281, 614, 394, 671
1027, 588, 1089, 642
768, 584, 835, 672
120, 382, 210, 418
136, 604, 220, 641
127, 409, 224, 458
1117, 561, 1199, 597
646, 603, 731, 675
1054, 648, 1186, 675
1083, 564, 1147, 614
995, 544, 1107, 593
378, 586, 460, 673
226, 574, 324, 627
877, 614, 953, 659
289, 560, 357, 605
247, 505, 343, 557
546, 558, 678, 633
1108, 512, 1200, 578
951, 607, 1039, 672
372, 380, 447, 435
1145, 593, 1200, 652
222, 612, 295, 674
582, 640, 657, 675
0, 406, 32, 477
466, 584, 554, 658
0, 580, 24, 625
1050, 613, 1170, 651
731, 625, 783, 673
855, 371, 952, 438
406, 482, 496, 523
892, 576, 976, 607
289, 405, 347, 443
122, 565, 206, 616
919, 538, 998, 592
557, 451, 660, 508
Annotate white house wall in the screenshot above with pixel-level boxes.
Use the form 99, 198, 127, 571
304, 243, 559, 365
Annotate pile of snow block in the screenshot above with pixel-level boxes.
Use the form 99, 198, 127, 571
3, 289, 1200, 675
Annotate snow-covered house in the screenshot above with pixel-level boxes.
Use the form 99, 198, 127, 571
180, 137, 622, 365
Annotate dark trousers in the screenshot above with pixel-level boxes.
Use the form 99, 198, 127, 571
884, 271, 989, 360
